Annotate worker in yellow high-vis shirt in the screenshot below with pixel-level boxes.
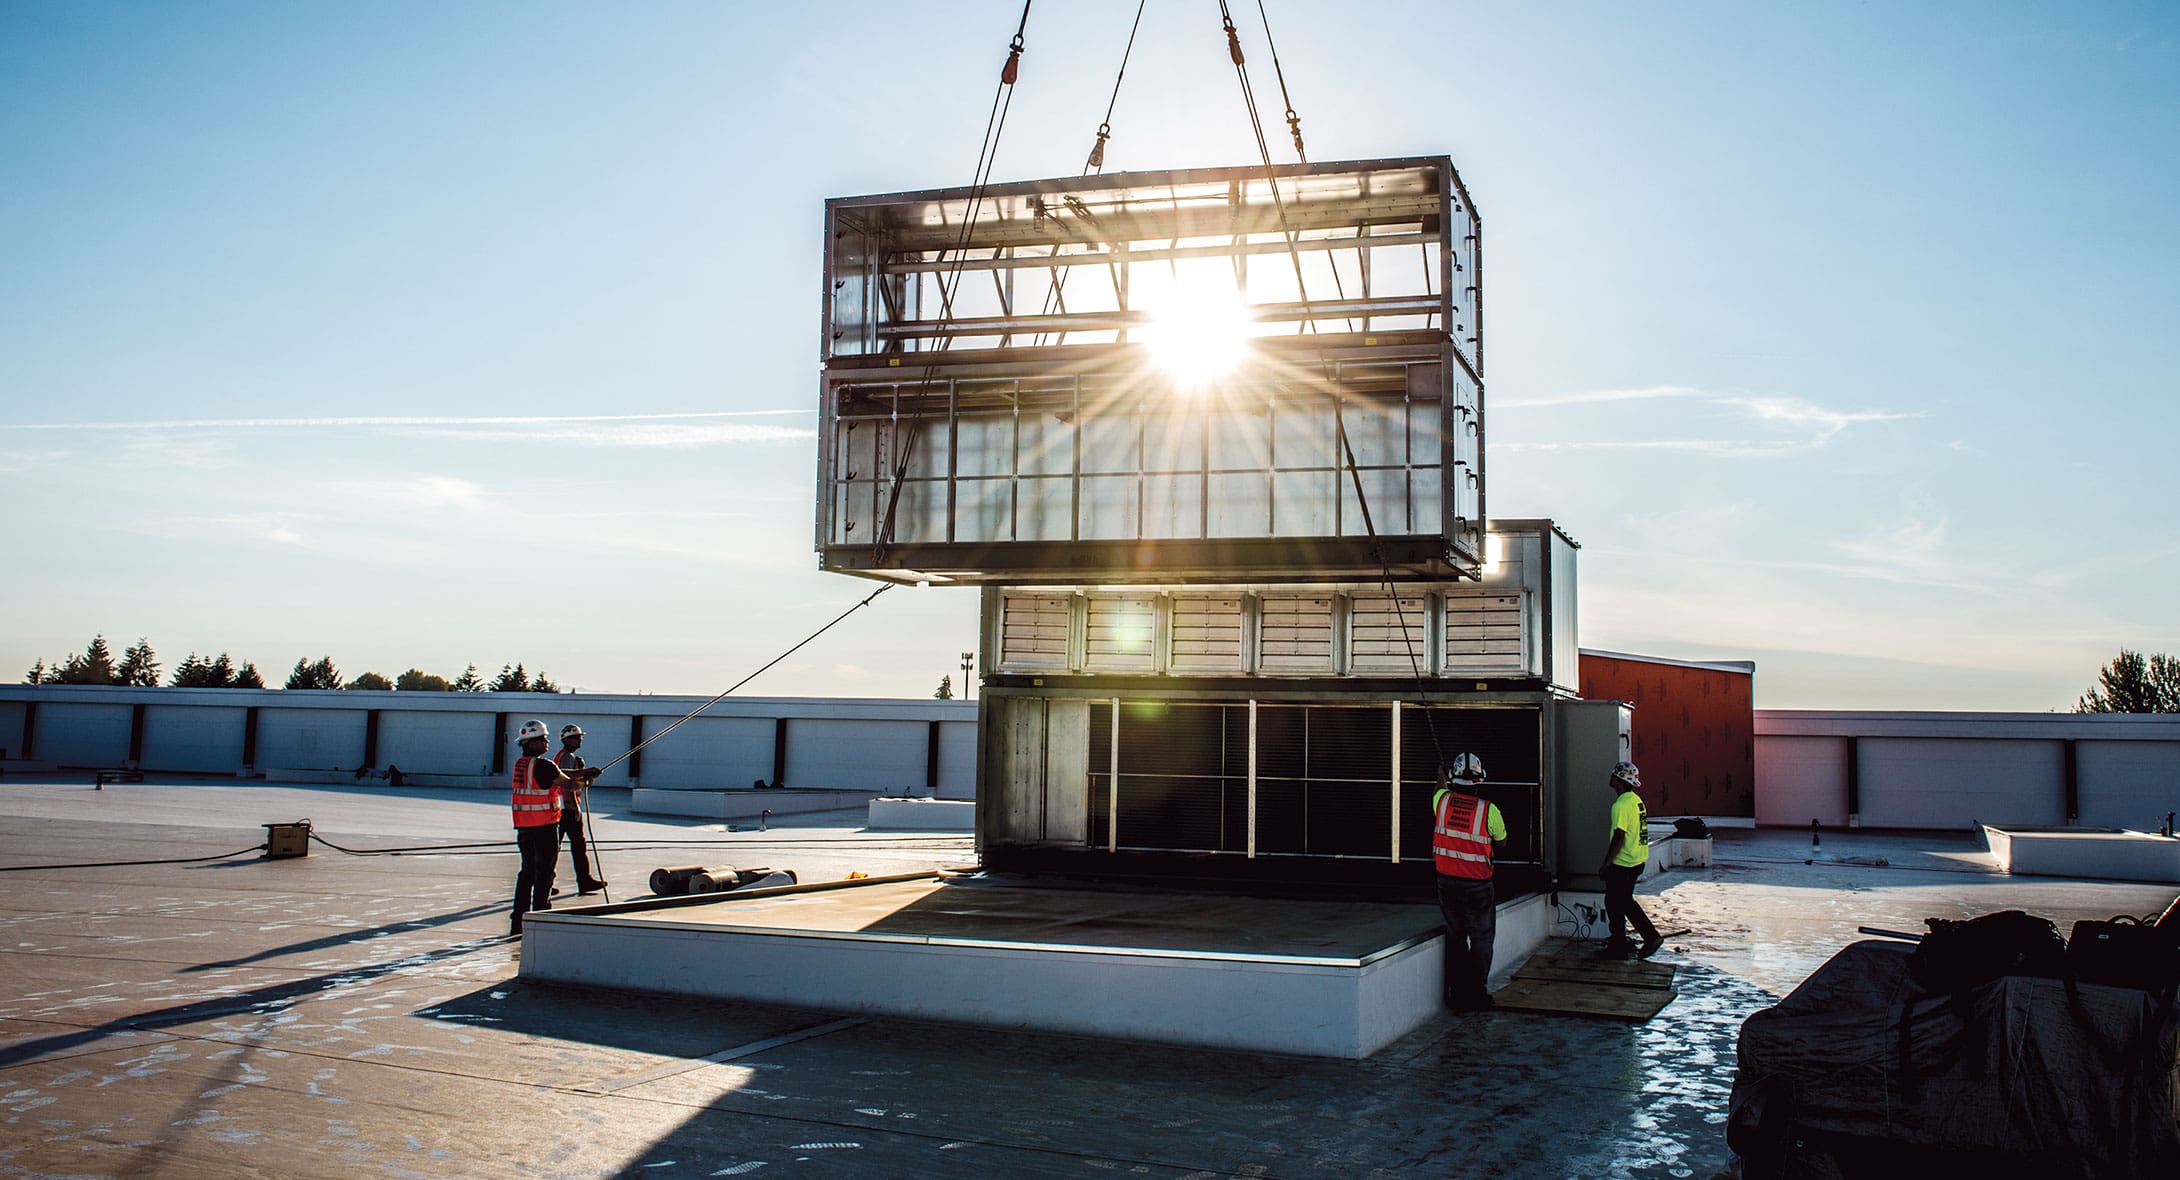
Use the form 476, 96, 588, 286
1597, 760, 1662, 960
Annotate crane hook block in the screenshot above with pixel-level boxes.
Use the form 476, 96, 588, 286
1001, 43, 1022, 85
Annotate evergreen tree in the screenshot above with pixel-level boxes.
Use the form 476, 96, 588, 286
489, 663, 530, 692
115, 638, 161, 687
2077, 649, 2180, 714
530, 671, 558, 694
170, 653, 208, 687
934, 674, 954, 699
233, 661, 264, 689
285, 656, 341, 690
451, 663, 484, 692
25, 658, 48, 684
395, 668, 452, 692
346, 671, 394, 691
208, 653, 236, 686
54, 635, 119, 685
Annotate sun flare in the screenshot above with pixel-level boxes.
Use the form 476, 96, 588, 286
1140, 269, 1253, 387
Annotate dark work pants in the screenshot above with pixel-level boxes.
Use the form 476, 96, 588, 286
1436, 874, 1498, 1003
1602, 863, 1659, 946
558, 803, 596, 886
513, 824, 558, 926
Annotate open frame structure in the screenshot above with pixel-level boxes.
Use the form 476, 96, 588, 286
816, 156, 1485, 585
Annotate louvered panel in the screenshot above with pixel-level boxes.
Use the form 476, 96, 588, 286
1443, 590, 1528, 673
1083, 594, 1157, 673
1169, 594, 1246, 674
1350, 592, 1432, 675
998, 592, 1074, 671
1258, 593, 1336, 673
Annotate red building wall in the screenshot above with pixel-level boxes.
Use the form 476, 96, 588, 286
1578, 652, 1755, 818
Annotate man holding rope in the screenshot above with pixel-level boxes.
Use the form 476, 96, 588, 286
554, 723, 606, 895
511, 718, 601, 937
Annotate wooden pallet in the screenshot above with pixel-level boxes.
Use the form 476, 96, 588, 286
1490, 939, 1678, 1021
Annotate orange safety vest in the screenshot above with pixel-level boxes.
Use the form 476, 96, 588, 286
1432, 790, 1495, 879
510, 755, 561, 828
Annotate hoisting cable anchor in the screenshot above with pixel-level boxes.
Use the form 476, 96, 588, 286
1001, 33, 1023, 85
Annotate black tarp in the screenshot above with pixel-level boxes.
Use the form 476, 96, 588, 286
1729, 940, 2180, 1179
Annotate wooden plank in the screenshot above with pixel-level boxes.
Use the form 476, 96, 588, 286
1516, 964, 1676, 991
1492, 979, 1677, 1021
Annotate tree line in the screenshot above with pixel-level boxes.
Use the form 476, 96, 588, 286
23, 635, 561, 694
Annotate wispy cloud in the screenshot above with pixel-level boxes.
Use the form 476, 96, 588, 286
393, 422, 811, 447
1493, 384, 1710, 409
0, 409, 807, 432
159, 512, 316, 547
1494, 385, 1918, 456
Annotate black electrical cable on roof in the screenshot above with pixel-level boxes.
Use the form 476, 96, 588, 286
0, 843, 269, 872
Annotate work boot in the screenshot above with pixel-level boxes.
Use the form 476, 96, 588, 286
578, 879, 607, 894
507, 920, 522, 938
1598, 939, 1634, 960
1638, 935, 1665, 959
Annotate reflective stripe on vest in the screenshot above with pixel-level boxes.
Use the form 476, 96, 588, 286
511, 755, 560, 827
1432, 790, 1494, 879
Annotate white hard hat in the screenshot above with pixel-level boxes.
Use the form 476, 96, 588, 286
517, 719, 550, 744
560, 723, 585, 740
1448, 753, 1485, 782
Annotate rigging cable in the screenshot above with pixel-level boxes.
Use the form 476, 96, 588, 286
1254, 0, 1307, 162
874, 0, 1035, 564
1215, 0, 1447, 768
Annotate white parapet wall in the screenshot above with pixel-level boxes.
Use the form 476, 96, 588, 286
1755, 710, 2180, 833
0, 685, 977, 798
868, 797, 977, 830
1983, 825, 2180, 884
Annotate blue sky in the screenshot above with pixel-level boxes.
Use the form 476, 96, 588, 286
3, 1, 2175, 709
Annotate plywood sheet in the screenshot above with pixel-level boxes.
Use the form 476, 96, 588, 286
1491, 939, 1678, 1021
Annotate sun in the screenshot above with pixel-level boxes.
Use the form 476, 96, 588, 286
1138, 267, 1253, 387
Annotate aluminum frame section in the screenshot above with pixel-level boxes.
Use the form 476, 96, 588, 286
816, 157, 1485, 584
980, 520, 1579, 688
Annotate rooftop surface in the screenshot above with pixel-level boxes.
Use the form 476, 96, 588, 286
2, 775, 2174, 1178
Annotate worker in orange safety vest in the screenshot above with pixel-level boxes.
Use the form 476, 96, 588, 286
510, 718, 601, 937
1433, 753, 1507, 1010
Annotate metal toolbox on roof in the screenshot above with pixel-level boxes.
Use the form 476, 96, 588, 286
816, 157, 1486, 585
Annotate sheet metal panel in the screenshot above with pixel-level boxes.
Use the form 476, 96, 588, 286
787, 718, 926, 793
634, 716, 775, 790
32, 702, 134, 767
140, 704, 245, 773
1259, 592, 1338, 674
1856, 737, 2065, 828
1443, 590, 1527, 674
1083, 594, 1157, 674
255, 706, 367, 771
1168, 594, 1247, 674
997, 591, 1072, 671
375, 709, 494, 777
1349, 591, 1432, 676
2075, 740, 2180, 830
